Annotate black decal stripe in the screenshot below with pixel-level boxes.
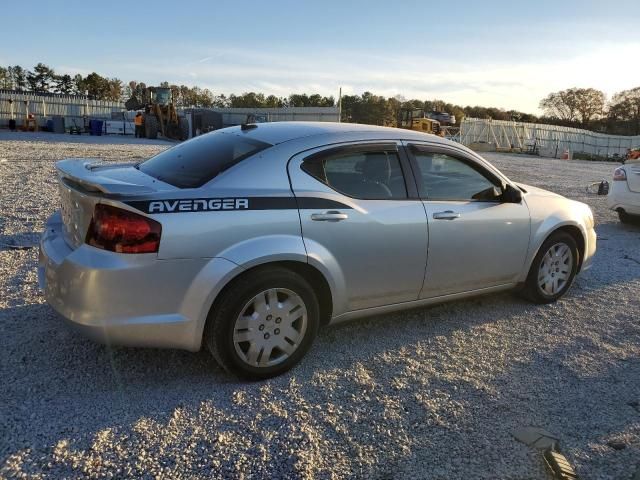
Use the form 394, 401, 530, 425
248, 197, 297, 210
296, 198, 352, 210
126, 200, 158, 212
124, 197, 352, 214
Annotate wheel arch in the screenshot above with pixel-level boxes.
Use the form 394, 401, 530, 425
196, 259, 335, 349
553, 225, 585, 271
523, 222, 587, 280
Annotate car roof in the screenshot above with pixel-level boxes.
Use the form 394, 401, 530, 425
222, 121, 451, 146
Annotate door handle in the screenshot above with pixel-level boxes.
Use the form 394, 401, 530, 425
311, 210, 348, 222
433, 210, 460, 220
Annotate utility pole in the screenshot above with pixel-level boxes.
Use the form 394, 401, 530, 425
338, 87, 342, 123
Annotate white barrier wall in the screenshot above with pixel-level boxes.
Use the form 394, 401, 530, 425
104, 121, 136, 135
460, 118, 640, 158
0, 90, 341, 133
0, 90, 123, 127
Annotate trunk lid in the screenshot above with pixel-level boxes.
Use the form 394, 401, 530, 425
625, 162, 640, 193
56, 159, 175, 248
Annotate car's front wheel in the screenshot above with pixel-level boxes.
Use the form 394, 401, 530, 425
522, 232, 579, 304
205, 267, 319, 380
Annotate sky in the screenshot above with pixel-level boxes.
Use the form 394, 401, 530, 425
2, 0, 640, 114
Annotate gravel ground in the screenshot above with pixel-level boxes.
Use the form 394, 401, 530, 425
0, 132, 638, 479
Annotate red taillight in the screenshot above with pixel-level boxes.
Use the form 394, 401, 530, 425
86, 204, 161, 254
613, 167, 627, 181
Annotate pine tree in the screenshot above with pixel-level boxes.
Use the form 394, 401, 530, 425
28, 63, 56, 92
54, 74, 75, 94
0, 67, 8, 89
12, 66, 27, 91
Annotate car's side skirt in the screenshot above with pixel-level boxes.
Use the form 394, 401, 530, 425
329, 283, 517, 325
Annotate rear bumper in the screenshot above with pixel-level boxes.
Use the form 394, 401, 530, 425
38, 211, 235, 351
607, 181, 640, 215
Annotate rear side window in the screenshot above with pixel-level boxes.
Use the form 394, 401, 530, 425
138, 132, 271, 188
302, 150, 407, 200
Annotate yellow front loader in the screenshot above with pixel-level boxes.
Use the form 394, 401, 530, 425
397, 108, 442, 135
125, 86, 188, 140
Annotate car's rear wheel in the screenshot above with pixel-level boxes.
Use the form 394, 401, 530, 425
205, 267, 319, 380
522, 232, 578, 304
618, 209, 639, 224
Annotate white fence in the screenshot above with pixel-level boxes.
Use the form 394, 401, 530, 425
0, 90, 124, 127
460, 118, 640, 159
0, 90, 340, 132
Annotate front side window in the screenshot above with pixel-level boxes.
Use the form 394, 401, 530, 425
412, 151, 500, 201
138, 132, 271, 188
302, 149, 407, 200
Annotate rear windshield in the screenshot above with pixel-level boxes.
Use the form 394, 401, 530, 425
138, 132, 271, 188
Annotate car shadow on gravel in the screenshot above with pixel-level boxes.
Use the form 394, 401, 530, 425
0, 296, 533, 477
0, 232, 39, 251
578, 221, 640, 293
0, 303, 226, 453
1, 283, 638, 478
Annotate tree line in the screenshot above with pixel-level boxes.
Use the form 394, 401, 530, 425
338, 88, 640, 135
0, 63, 335, 109
539, 87, 640, 135
1, 62, 639, 135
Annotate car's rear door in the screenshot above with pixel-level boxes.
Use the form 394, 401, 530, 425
405, 143, 531, 298
624, 162, 640, 192
288, 142, 428, 313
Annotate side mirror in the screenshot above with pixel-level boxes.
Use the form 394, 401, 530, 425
502, 184, 523, 203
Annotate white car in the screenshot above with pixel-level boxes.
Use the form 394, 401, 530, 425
608, 161, 640, 223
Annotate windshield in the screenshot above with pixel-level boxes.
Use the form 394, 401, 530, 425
138, 132, 271, 188
153, 88, 171, 105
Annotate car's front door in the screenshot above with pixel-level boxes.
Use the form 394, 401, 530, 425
288, 142, 428, 313
405, 143, 531, 298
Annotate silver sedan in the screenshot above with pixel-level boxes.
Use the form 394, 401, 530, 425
39, 122, 596, 379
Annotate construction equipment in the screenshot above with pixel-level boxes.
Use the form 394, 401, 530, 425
427, 111, 456, 125
125, 86, 188, 140
23, 113, 39, 132
245, 113, 269, 124
397, 108, 442, 135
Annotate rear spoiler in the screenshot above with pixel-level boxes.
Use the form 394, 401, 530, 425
56, 158, 156, 195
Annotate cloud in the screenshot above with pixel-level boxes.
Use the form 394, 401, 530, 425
51, 41, 640, 114
54, 65, 94, 77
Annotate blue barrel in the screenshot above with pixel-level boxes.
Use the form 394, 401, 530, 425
89, 120, 104, 136
52, 116, 65, 134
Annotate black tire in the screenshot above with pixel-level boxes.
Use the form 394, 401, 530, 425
521, 231, 579, 304
618, 210, 639, 224
205, 267, 319, 380
179, 117, 190, 141
144, 114, 158, 139
166, 122, 181, 140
